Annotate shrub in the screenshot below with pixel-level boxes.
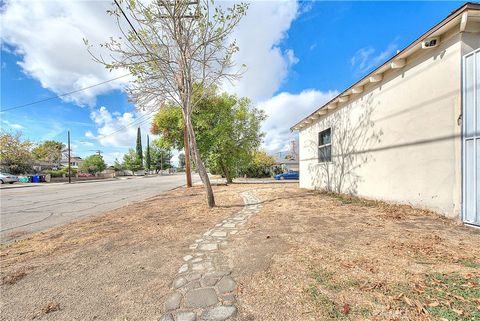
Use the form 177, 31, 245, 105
44, 168, 77, 177
240, 151, 275, 178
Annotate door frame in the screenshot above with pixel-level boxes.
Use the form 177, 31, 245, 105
462, 47, 480, 226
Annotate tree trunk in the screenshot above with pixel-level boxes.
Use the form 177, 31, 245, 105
185, 114, 215, 208
222, 162, 232, 184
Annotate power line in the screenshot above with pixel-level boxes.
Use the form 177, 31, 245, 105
1, 3, 159, 140
0, 73, 130, 112
113, 0, 148, 50
92, 1, 161, 140
0, 69, 157, 139
107, 1, 189, 189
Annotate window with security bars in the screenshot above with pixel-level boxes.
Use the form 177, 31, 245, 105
318, 128, 332, 162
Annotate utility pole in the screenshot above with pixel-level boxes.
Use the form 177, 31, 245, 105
290, 140, 298, 160
89, 150, 103, 156
68, 130, 71, 184
184, 125, 192, 187
113, 0, 195, 187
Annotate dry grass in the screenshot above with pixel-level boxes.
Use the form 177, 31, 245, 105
41, 302, 60, 314
228, 185, 480, 321
0, 269, 27, 285
0, 186, 242, 269
1, 183, 478, 321
0, 185, 243, 321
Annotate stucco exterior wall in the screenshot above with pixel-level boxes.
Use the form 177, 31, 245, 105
299, 29, 477, 218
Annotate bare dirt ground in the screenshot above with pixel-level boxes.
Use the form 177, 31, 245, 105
0, 186, 243, 321
1, 184, 479, 321
227, 185, 480, 321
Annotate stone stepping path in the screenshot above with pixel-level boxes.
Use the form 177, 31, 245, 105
160, 191, 261, 321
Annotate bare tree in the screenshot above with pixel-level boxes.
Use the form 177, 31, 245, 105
85, 0, 248, 207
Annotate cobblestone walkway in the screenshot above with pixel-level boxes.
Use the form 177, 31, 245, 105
159, 191, 261, 321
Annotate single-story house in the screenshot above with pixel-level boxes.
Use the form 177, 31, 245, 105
273, 158, 299, 173
60, 153, 84, 169
291, 3, 480, 226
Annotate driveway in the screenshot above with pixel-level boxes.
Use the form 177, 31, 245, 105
0, 174, 197, 242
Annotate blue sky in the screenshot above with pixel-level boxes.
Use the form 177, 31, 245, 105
0, 1, 465, 164
280, 1, 464, 92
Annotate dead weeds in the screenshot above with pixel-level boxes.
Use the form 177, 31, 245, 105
0, 185, 242, 321
1, 270, 27, 285
41, 302, 60, 314
230, 184, 480, 321
0, 186, 242, 270
1, 183, 478, 321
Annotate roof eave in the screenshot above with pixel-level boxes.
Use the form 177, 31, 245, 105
290, 2, 480, 132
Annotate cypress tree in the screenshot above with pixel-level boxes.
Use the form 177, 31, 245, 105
145, 134, 151, 172
136, 127, 143, 168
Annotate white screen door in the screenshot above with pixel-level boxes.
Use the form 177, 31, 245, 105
463, 48, 480, 226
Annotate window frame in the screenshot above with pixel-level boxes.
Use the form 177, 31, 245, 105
318, 128, 332, 163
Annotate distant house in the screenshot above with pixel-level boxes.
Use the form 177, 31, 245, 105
60, 153, 83, 169
291, 3, 480, 226
273, 157, 299, 173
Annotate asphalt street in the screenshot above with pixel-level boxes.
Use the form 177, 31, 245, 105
0, 174, 197, 242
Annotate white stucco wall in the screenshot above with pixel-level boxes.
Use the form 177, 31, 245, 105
299, 27, 479, 218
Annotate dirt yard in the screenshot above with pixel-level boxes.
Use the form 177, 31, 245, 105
1, 184, 479, 321
228, 185, 480, 321
0, 186, 243, 321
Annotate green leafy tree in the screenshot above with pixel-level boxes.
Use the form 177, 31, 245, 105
0, 131, 33, 174
32, 140, 65, 165
150, 106, 183, 149
145, 135, 151, 172
150, 141, 173, 173
123, 149, 143, 172
151, 86, 265, 183
113, 158, 124, 172
136, 127, 143, 169
241, 151, 276, 178
80, 154, 107, 174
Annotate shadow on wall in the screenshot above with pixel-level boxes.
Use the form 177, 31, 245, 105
304, 94, 383, 194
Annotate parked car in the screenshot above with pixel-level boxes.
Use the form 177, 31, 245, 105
274, 171, 299, 180
0, 173, 18, 184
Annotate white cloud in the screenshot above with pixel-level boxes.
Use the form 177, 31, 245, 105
224, 1, 300, 102
256, 89, 338, 153
2, 0, 335, 157
298, 1, 314, 15
285, 49, 299, 65
1, 0, 302, 106
86, 106, 153, 149
2, 120, 24, 129
102, 152, 125, 166
350, 41, 398, 75
0, 0, 129, 106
